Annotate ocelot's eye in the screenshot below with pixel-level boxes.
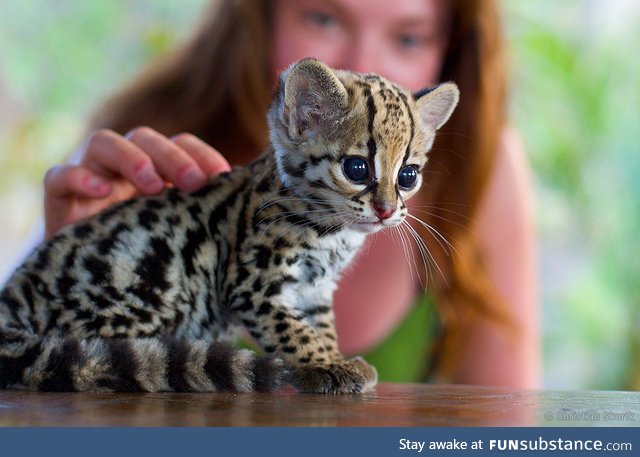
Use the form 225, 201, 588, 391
398, 165, 418, 189
342, 156, 369, 183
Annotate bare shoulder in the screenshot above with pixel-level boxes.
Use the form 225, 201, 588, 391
476, 124, 537, 290
476, 125, 535, 246
458, 125, 540, 388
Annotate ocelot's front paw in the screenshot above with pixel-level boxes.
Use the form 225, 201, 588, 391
350, 356, 378, 391
292, 358, 378, 394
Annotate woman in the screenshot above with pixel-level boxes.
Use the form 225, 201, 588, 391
42, 0, 539, 387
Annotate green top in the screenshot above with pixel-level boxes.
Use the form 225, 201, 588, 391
362, 294, 436, 382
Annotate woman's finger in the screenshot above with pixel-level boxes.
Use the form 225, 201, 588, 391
44, 164, 112, 199
171, 133, 231, 176
125, 127, 208, 192
82, 129, 165, 195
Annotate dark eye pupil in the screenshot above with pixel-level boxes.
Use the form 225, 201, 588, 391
398, 166, 418, 189
343, 157, 369, 183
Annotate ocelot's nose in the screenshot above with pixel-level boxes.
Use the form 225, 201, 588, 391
371, 200, 395, 220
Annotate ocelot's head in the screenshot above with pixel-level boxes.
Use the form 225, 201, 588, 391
269, 58, 459, 234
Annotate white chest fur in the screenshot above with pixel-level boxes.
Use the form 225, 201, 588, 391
281, 230, 366, 311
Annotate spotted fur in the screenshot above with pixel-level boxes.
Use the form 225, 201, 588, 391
0, 59, 458, 393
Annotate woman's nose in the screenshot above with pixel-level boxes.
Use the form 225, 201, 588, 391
339, 33, 381, 75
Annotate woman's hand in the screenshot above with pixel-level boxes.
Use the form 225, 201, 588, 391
43, 127, 231, 240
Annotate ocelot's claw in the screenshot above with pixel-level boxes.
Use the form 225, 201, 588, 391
350, 356, 378, 391
292, 358, 377, 394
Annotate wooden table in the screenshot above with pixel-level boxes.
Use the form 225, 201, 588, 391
0, 383, 638, 426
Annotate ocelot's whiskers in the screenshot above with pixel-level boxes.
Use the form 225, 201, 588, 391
406, 213, 460, 261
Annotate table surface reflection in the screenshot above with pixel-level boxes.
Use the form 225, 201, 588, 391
1, 383, 638, 427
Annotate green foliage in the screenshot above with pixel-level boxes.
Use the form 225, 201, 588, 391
363, 295, 435, 382
0, 1, 206, 187
506, 1, 640, 389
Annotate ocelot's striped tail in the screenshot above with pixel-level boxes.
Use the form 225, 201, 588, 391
0, 330, 286, 392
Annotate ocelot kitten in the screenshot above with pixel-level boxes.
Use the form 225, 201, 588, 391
0, 58, 458, 394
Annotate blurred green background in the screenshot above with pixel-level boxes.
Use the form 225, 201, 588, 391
0, 1, 639, 390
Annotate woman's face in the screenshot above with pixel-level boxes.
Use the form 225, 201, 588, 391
272, 0, 450, 92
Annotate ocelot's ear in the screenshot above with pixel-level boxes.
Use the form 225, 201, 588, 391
414, 82, 460, 130
281, 58, 349, 140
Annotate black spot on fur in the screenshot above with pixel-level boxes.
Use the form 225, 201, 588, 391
286, 256, 299, 266
187, 203, 202, 218
19, 282, 34, 308
234, 299, 254, 313
129, 306, 153, 323
208, 187, 241, 234
274, 322, 289, 334
242, 319, 257, 329
73, 224, 94, 240
167, 189, 185, 205
273, 238, 291, 250
62, 298, 81, 311
112, 314, 133, 329
256, 176, 271, 193
135, 237, 173, 291
97, 223, 129, 255
233, 191, 253, 269
166, 214, 182, 226
305, 305, 331, 316
137, 209, 160, 229
309, 154, 332, 166
309, 179, 330, 190
282, 161, 305, 179
264, 281, 283, 298
43, 308, 62, 334
145, 199, 165, 210
56, 275, 75, 295
236, 267, 250, 284
33, 244, 52, 270
252, 277, 263, 292
181, 225, 208, 276
255, 246, 272, 269
285, 213, 310, 227
256, 301, 272, 316
83, 256, 110, 285
297, 161, 308, 175
75, 309, 93, 321
84, 315, 107, 334
87, 291, 112, 310
25, 273, 55, 301
104, 285, 125, 302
